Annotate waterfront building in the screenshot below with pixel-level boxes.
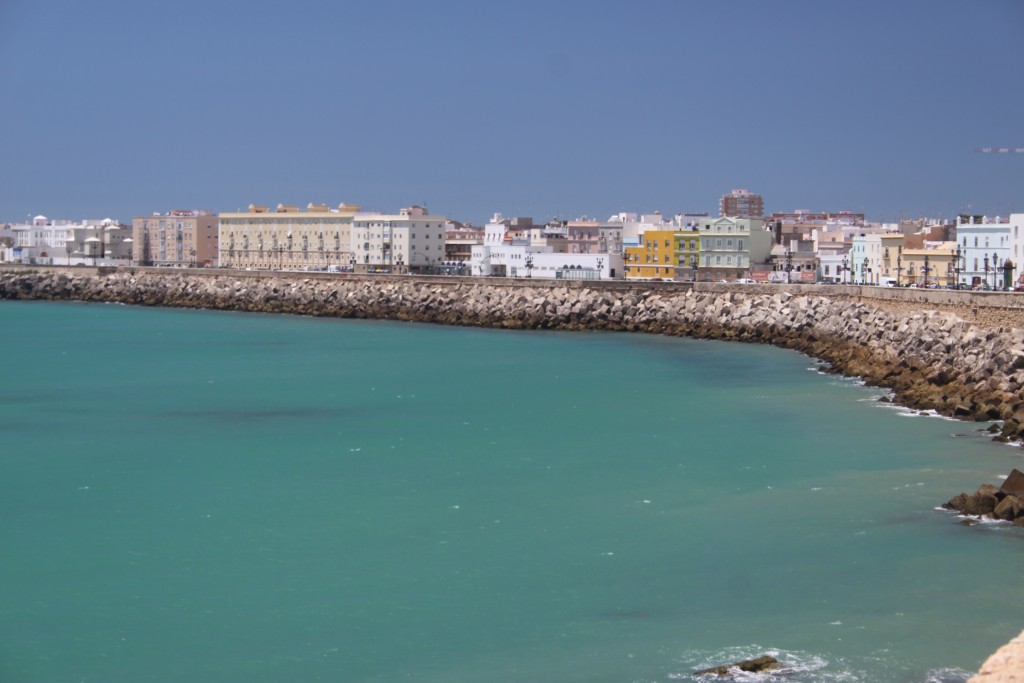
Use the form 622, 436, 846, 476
879, 234, 905, 285
695, 216, 772, 281
818, 252, 851, 284
720, 189, 764, 218
955, 215, 1015, 289
674, 225, 701, 281
218, 203, 357, 271
471, 214, 620, 279
1012, 213, 1024, 288
8, 216, 131, 265
135, 210, 219, 267
442, 221, 483, 275
351, 205, 447, 274
769, 238, 818, 283
851, 233, 882, 284
624, 230, 678, 280
900, 246, 957, 286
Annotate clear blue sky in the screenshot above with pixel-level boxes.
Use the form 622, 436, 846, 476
2, 0, 1022, 225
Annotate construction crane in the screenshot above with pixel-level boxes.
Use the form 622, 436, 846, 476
974, 147, 1024, 153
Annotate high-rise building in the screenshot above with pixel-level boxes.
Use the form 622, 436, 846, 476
720, 188, 764, 218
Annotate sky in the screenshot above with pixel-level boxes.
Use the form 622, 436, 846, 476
2, 0, 1023, 225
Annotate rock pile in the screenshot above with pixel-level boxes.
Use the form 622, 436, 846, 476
1, 269, 1022, 444
944, 469, 1024, 524
694, 655, 779, 676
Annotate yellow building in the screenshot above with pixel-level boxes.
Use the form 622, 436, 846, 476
674, 227, 700, 281
624, 230, 679, 280
218, 202, 360, 270
901, 247, 957, 287
879, 234, 905, 284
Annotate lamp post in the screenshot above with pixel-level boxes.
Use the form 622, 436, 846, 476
190, 247, 196, 268
860, 258, 867, 285
896, 255, 903, 287
984, 254, 990, 290
66, 239, 74, 266
595, 257, 604, 280
992, 252, 999, 290
922, 254, 930, 288
841, 256, 848, 284
525, 253, 534, 278
124, 237, 133, 267
953, 244, 962, 289
785, 249, 792, 284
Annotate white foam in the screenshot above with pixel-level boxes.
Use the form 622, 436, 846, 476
678, 646, 835, 681
924, 666, 973, 683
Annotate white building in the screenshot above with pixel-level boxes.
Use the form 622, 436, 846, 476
8, 215, 130, 265
471, 214, 620, 279
955, 215, 1014, 289
851, 233, 883, 284
351, 205, 447, 273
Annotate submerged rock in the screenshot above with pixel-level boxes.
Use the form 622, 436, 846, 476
694, 655, 779, 676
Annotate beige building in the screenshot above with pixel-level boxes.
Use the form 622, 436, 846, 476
351, 205, 447, 273
218, 203, 360, 271
133, 210, 219, 267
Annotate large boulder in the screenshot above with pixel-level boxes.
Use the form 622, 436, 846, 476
963, 486, 1001, 516
1000, 469, 1024, 498
993, 495, 1023, 522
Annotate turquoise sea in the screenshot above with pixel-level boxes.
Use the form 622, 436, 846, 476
2, 300, 1023, 683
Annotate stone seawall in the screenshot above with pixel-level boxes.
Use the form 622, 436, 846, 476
2, 268, 1024, 443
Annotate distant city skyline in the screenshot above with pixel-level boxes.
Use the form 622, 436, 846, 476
2, 0, 1022, 225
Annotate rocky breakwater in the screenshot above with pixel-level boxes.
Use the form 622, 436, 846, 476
2, 269, 1023, 443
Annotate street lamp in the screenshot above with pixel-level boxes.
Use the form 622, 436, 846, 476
525, 254, 534, 278
992, 252, 999, 290
922, 254, 930, 288
896, 255, 903, 287
953, 244, 962, 289
984, 254, 990, 290
785, 249, 792, 284
595, 257, 604, 280
841, 256, 848, 284
124, 237, 133, 267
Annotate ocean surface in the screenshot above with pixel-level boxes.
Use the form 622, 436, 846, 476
2, 300, 1023, 683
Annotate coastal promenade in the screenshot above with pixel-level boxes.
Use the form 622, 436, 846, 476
2, 265, 1023, 445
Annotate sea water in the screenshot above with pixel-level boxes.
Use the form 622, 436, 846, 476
2, 300, 1022, 683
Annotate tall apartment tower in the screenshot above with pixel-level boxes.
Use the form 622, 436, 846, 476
720, 188, 764, 218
